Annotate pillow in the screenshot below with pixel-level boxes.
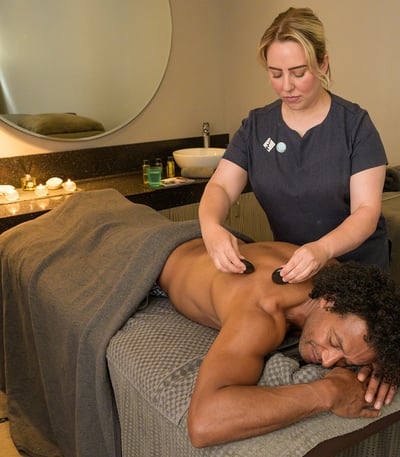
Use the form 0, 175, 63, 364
2, 113, 105, 135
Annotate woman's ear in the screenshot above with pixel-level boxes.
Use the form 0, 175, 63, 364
320, 54, 329, 73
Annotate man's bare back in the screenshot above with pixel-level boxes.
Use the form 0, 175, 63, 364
157, 238, 388, 448
159, 238, 311, 331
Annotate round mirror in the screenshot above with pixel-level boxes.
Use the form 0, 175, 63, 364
0, 0, 172, 141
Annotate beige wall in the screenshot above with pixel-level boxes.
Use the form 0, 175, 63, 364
224, 0, 400, 165
0, 0, 399, 164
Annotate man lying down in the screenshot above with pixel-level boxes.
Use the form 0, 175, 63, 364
156, 237, 400, 448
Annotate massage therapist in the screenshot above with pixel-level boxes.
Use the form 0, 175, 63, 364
199, 7, 390, 283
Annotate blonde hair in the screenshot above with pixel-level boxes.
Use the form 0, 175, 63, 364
257, 7, 331, 89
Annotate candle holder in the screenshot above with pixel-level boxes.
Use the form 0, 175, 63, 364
35, 184, 48, 197
5, 188, 20, 201
63, 179, 77, 192
21, 174, 37, 191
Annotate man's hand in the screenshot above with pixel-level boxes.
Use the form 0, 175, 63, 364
357, 364, 397, 409
323, 367, 381, 418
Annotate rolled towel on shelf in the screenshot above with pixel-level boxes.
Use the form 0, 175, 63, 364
384, 166, 400, 192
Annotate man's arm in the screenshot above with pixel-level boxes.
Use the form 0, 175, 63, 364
188, 310, 380, 448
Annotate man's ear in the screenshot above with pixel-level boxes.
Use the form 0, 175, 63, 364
319, 298, 333, 311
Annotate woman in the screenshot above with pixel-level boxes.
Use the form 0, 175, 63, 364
199, 7, 389, 283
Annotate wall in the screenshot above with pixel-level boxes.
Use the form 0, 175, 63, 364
0, 0, 399, 164
223, 0, 400, 164
0, 1, 228, 157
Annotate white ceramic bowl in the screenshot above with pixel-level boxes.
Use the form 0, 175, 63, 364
46, 177, 63, 190
173, 147, 225, 169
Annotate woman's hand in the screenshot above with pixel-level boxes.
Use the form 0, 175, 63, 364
279, 241, 330, 283
199, 159, 249, 274
202, 224, 246, 273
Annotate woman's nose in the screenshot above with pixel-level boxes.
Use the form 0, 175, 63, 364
282, 74, 295, 92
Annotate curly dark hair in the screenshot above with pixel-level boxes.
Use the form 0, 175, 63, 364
310, 261, 400, 385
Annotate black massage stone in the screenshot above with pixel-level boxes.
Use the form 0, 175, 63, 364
272, 267, 287, 285
241, 259, 255, 274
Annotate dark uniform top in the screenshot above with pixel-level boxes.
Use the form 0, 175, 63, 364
224, 93, 390, 269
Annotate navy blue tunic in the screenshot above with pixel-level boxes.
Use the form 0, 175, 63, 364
224, 93, 389, 268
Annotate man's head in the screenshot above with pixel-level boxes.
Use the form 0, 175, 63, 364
301, 262, 400, 384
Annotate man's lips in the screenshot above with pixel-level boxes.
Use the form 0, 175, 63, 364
309, 344, 320, 364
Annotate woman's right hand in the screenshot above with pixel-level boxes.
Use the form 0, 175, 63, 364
199, 159, 249, 274
202, 224, 246, 274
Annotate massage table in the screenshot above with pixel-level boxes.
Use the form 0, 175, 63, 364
0, 189, 399, 457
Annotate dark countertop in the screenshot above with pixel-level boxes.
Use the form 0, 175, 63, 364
0, 134, 231, 234
0, 172, 209, 233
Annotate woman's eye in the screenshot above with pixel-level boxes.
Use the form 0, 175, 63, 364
271, 73, 282, 79
293, 71, 306, 78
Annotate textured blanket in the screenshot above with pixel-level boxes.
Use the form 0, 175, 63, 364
0, 189, 203, 457
107, 298, 400, 457
109, 300, 327, 426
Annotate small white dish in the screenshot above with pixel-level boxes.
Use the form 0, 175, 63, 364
46, 177, 63, 190
0, 184, 15, 194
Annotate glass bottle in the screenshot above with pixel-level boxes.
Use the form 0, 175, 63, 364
21, 173, 37, 191
166, 156, 175, 178
142, 159, 149, 185
155, 158, 163, 178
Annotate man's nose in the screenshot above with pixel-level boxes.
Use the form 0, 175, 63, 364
321, 349, 342, 367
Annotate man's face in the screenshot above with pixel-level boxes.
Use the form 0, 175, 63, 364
299, 301, 376, 368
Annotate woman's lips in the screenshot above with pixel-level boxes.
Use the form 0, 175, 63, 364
284, 95, 300, 103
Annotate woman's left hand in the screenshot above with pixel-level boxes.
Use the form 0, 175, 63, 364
279, 242, 330, 283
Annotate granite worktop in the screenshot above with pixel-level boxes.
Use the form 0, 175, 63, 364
0, 172, 210, 233
0, 134, 229, 233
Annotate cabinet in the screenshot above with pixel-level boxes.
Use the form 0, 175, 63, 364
159, 192, 273, 242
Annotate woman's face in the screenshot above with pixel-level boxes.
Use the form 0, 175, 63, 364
266, 40, 328, 111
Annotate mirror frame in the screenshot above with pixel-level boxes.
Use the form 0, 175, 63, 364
0, 0, 172, 141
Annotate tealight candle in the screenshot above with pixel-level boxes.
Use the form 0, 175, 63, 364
5, 188, 19, 201
35, 183, 48, 197
63, 179, 77, 192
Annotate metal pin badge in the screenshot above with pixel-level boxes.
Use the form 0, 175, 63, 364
276, 142, 287, 153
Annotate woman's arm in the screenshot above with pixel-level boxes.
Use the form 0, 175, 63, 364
199, 159, 249, 273
280, 165, 386, 283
